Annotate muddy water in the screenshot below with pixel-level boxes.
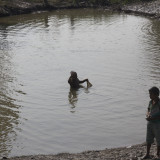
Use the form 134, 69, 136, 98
0, 9, 160, 158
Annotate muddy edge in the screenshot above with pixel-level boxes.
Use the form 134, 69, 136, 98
1, 0, 160, 160
0, 0, 160, 19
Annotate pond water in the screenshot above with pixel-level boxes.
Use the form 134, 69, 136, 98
0, 9, 160, 158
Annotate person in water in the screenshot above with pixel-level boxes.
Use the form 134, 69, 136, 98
142, 86, 160, 159
68, 71, 89, 89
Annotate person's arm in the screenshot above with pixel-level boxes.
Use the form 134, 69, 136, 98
146, 104, 151, 121
149, 112, 160, 120
146, 108, 160, 121
146, 115, 160, 121
79, 79, 88, 84
146, 111, 151, 121
68, 77, 72, 84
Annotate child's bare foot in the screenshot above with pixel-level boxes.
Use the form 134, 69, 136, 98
154, 155, 160, 160
142, 154, 151, 159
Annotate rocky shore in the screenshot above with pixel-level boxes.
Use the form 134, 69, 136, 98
0, 0, 43, 17
0, 0, 160, 19
122, 0, 160, 19
3, 143, 159, 160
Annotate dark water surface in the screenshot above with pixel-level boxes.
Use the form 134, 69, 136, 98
0, 9, 160, 158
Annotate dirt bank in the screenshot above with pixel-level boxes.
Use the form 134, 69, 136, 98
0, 0, 76, 17
0, 0, 160, 18
0, 0, 89, 17
2, 143, 158, 160
0, 0, 44, 16
122, 0, 160, 19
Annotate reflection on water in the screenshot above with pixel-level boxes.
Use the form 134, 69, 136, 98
68, 86, 90, 112
0, 35, 21, 158
0, 9, 160, 158
68, 88, 78, 112
141, 19, 160, 82
0, 97, 20, 158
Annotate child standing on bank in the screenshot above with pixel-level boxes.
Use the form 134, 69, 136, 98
143, 86, 160, 159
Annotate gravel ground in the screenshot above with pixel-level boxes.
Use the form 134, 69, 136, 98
2, 143, 159, 160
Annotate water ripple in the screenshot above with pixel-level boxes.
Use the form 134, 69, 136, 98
0, 9, 160, 157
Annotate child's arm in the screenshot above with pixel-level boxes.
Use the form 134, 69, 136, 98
68, 77, 72, 84
150, 113, 160, 120
146, 111, 160, 121
147, 115, 160, 121
79, 79, 88, 84
146, 111, 151, 121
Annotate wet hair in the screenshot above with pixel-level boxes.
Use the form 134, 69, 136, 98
149, 86, 159, 96
70, 71, 77, 78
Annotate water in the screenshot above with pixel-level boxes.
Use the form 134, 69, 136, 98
0, 9, 160, 158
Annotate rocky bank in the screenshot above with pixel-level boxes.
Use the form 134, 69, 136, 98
0, 0, 160, 19
2, 143, 159, 160
0, 0, 43, 16
122, 0, 160, 19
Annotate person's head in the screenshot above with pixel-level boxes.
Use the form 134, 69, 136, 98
149, 86, 159, 100
70, 71, 77, 79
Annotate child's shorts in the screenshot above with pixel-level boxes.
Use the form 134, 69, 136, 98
146, 121, 160, 146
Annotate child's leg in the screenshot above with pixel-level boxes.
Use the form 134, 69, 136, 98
154, 122, 160, 157
146, 144, 151, 156
143, 122, 154, 159
157, 146, 160, 156
142, 144, 151, 159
